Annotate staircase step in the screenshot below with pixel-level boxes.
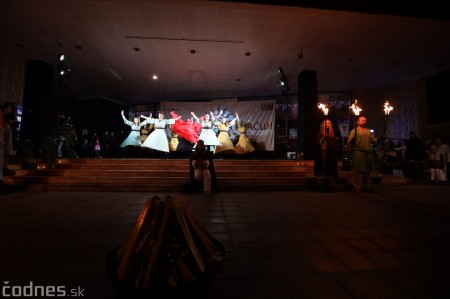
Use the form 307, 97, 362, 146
4, 158, 352, 192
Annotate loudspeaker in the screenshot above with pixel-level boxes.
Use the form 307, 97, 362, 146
21, 60, 55, 151
297, 70, 320, 160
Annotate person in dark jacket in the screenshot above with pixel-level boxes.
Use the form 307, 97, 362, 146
405, 131, 426, 181
314, 119, 338, 192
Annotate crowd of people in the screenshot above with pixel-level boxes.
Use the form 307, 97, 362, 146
314, 115, 449, 193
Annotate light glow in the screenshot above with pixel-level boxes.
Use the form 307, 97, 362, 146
317, 103, 329, 115
384, 101, 394, 115
350, 99, 362, 116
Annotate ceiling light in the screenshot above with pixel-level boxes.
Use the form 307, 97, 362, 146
58, 64, 70, 76
152, 75, 158, 80
59, 54, 65, 61
278, 67, 289, 92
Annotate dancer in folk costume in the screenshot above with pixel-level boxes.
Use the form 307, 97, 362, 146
170, 111, 202, 152
140, 123, 153, 144
234, 113, 255, 154
168, 127, 179, 152
191, 111, 222, 148
141, 112, 181, 153
213, 111, 239, 155
119, 110, 148, 148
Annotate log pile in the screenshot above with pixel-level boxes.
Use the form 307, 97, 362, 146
110, 195, 225, 290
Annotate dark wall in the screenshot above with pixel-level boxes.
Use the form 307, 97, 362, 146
427, 69, 450, 124
62, 98, 126, 137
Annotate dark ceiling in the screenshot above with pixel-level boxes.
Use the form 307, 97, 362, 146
218, 1, 450, 20
1, 0, 450, 106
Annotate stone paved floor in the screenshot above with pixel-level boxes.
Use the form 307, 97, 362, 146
1, 185, 450, 298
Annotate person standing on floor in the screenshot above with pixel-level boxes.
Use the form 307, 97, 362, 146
314, 119, 338, 192
347, 115, 377, 192
0, 110, 13, 184
435, 138, 449, 180
94, 136, 101, 158
426, 143, 446, 185
405, 131, 426, 181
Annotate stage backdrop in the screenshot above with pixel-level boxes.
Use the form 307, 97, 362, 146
160, 100, 275, 151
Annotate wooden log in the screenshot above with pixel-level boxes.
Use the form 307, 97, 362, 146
116, 196, 157, 281
171, 197, 206, 273
135, 198, 164, 287
139, 198, 175, 289
180, 203, 222, 260
176, 258, 196, 283
167, 275, 178, 287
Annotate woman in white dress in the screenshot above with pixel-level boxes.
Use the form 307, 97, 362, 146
141, 112, 181, 153
190, 111, 222, 148
119, 110, 148, 148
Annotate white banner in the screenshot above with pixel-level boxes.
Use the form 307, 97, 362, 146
161, 100, 275, 151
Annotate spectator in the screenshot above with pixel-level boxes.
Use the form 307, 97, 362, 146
426, 144, 446, 185
405, 131, 426, 181
435, 138, 449, 179
190, 140, 216, 193
0, 109, 13, 184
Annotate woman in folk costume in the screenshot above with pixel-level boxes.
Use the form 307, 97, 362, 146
141, 112, 181, 153
170, 111, 202, 152
234, 113, 255, 154
168, 127, 179, 152
314, 118, 338, 192
119, 110, 148, 148
140, 123, 152, 144
190, 111, 222, 148
213, 111, 239, 155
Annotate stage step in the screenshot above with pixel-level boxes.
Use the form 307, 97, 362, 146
4, 158, 352, 192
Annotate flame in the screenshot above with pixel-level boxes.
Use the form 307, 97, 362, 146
350, 99, 362, 116
384, 101, 394, 115
317, 103, 329, 115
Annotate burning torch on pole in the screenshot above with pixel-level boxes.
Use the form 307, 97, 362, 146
318, 103, 329, 117
348, 99, 362, 146
383, 100, 394, 137
350, 99, 362, 128
350, 99, 362, 117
